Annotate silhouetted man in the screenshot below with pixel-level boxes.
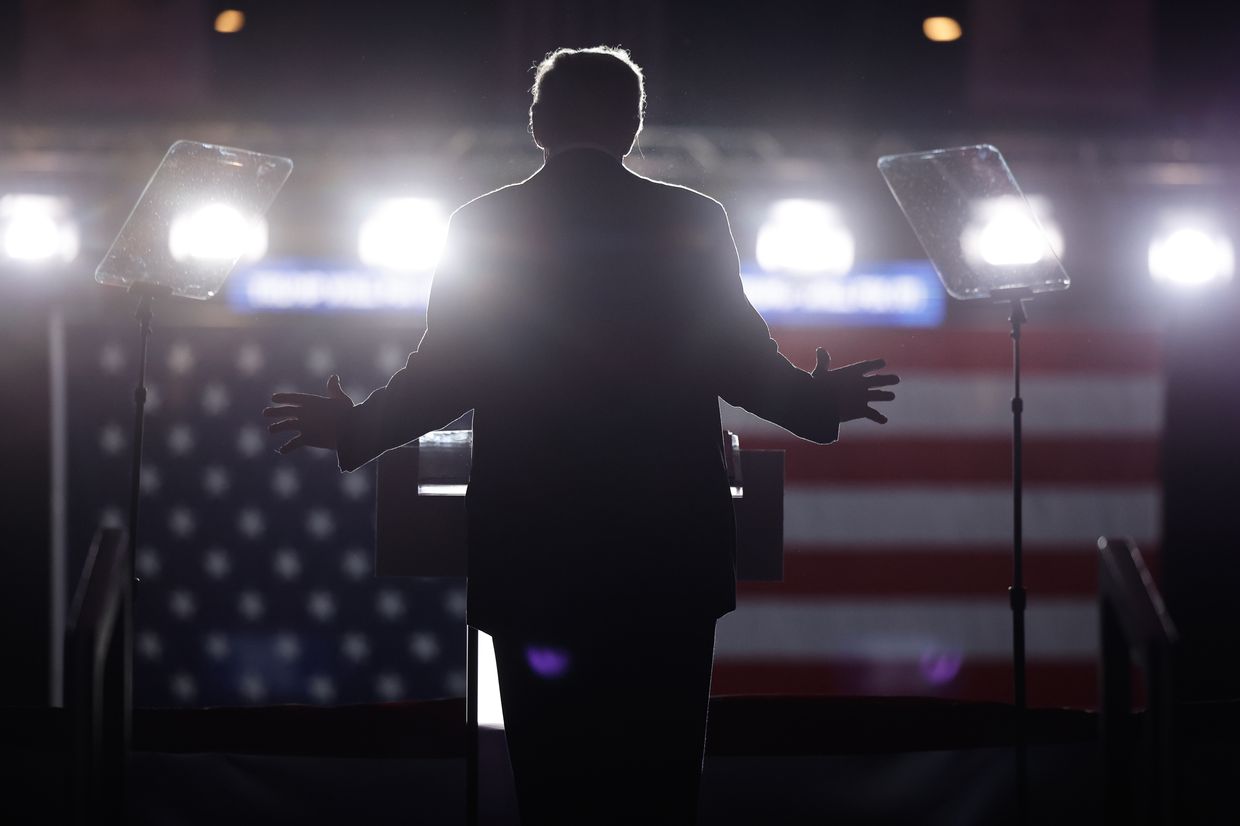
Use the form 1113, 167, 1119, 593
265, 46, 897, 825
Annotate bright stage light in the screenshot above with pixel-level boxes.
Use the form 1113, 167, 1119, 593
961, 195, 1063, 268
358, 198, 448, 272
1148, 226, 1234, 287
168, 203, 268, 263
0, 195, 79, 265
214, 10, 245, 34
923, 16, 963, 42
755, 199, 855, 277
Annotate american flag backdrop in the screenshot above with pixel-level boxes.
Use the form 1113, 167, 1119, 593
65, 320, 468, 707
64, 318, 1161, 709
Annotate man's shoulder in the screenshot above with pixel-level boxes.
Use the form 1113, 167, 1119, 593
628, 171, 726, 219
449, 181, 525, 226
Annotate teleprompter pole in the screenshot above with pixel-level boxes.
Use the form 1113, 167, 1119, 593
121, 281, 172, 821
1010, 296, 1029, 826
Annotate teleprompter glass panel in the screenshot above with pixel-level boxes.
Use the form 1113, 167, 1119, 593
878, 144, 1069, 301
96, 141, 293, 299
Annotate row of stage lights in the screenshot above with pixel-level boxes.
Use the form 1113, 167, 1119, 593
0, 192, 1235, 289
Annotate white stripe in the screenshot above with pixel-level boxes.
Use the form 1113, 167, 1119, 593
722, 372, 1164, 438
783, 485, 1160, 547
715, 598, 1097, 660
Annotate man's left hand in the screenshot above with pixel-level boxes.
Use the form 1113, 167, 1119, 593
263, 374, 354, 455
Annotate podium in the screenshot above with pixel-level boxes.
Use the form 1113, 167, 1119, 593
374, 430, 785, 824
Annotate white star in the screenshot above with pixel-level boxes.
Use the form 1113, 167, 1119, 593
168, 506, 196, 538
99, 423, 125, 455
166, 342, 195, 375
135, 547, 160, 579
307, 675, 336, 703
168, 589, 197, 620
341, 633, 370, 662
236, 425, 265, 458
305, 508, 335, 540
99, 342, 126, 375
273, 548, 302, 580
167, 424, 195, 456
340, 548, 370, 581
305, 345, 335, 376
204, 632, 231, 661
201, 382, 231, 416
137, 630, 162, 661
202, 465, 230, 497
409, 632, 440, 663
307, 591, 336, 622
375, 344, 409, 376
139, 464, 161, 495
274, 633, 301, 662
237, 507, 266, 539
203, 547, 231, 579
339, 471, 371, 500
170, 672, 197, 702
271, 466, 300, 498
238, 673, 267, 703
376, 589, 406, 621
443, 587, 467, 620
444, 671, 467, 696
236, 343, 265, 376
375, 673, 405, 701
238, 590, 265, 621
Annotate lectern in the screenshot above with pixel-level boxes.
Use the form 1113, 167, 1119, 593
375, 430, 785, 825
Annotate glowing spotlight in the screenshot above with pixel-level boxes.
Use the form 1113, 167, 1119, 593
923, 16, 963, 42
0, 195, 79, 266
214, 10, 245, 34
755, 199, 855, 277
1148, 226, 1234, 287
358, 198, 448, 272
168, 203, 268, 263
961, 195, 1063, 268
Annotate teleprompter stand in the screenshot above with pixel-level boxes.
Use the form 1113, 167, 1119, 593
996, 287, 1033, 826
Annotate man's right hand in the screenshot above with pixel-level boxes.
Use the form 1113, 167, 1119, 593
811, 347, 899, 424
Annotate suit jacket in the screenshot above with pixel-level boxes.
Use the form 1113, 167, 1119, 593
338, 148, 840, 634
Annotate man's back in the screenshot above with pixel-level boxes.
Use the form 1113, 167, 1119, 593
445, 148, 744, 632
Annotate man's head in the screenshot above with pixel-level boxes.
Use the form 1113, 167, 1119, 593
529, 46, 646, 158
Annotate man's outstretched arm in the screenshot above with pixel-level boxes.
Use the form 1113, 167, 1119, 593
264, 212, 479, 469
701, 202, 897, 442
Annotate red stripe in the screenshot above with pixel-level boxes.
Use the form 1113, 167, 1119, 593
745, 436, 1161, 485
738, 548, 1161, 598
767, 326, 1161, 374
712, 659, 1101, 708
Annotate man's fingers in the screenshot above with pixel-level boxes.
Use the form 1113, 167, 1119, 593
271, 392, 328, 405
267, 418, 301, 434
847, 358, 886, 375
863, 407, 889, 425
262, 405, 303, 418
277, 434, 306, 455
867, 390, 896, 403
814, 347, 830, 374
865, 373, 900, 388
327, 374, 348, 400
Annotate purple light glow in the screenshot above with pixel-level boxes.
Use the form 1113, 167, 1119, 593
918, 649, 964, 686
525, 646, 571, 679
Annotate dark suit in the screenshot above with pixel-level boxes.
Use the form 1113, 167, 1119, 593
337, 147, 839, 822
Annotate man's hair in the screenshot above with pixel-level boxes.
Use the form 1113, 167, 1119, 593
529, 46, 646, 157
